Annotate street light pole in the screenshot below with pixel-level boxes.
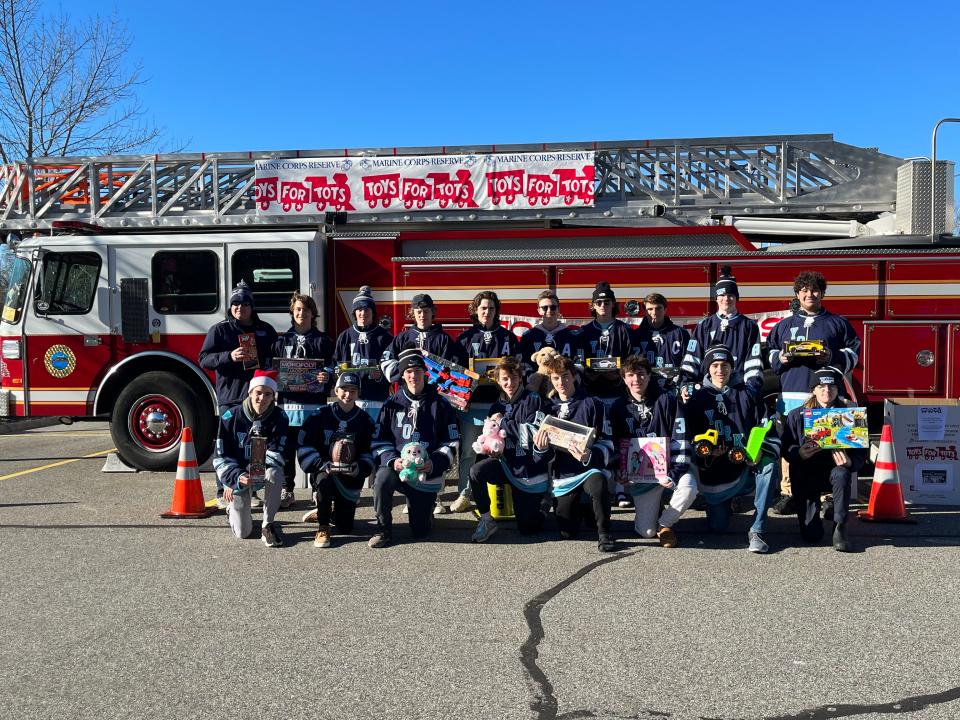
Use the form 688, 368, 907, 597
930, 118, 960, 242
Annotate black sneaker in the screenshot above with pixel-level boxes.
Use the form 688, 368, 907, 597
832, 522, 851, 552
368, 531, 392, 549
615, 493, 633, 509
772, 494, 797, 516
598, 534, 617, 552
261, 523, 283, 548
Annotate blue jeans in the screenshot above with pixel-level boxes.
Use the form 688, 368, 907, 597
704, 457, 778, 534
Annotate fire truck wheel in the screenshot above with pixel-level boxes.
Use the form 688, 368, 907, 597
110, 372, 214, 472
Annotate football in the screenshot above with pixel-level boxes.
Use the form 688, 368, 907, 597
329, 434, 356, 470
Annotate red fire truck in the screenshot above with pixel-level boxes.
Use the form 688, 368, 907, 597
1, 134, 957, 470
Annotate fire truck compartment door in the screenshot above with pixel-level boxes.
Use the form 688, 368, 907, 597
863, 323, 941, 395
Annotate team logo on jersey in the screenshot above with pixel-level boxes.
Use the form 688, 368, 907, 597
44, 344, 76, 379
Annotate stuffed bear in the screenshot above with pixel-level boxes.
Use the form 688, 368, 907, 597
472, 414, 506, 456
399, 442, 427, 484
526, 346, 559, 397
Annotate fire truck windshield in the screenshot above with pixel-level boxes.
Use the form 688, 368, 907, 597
0, 255, 32, 325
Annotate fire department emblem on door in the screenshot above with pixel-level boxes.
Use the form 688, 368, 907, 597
44, 345, 76, 378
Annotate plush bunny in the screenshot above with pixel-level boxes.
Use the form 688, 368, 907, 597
472, 414, 506, 456
526, 346, 559, 397
399, 442, 427, 484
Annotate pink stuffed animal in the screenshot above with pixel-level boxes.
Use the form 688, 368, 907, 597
472, 414, 506, 456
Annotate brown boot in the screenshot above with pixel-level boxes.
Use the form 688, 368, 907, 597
657, 526, 678, 548
314, 525, 332, 548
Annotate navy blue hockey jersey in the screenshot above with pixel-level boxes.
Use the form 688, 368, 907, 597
212, 403, 289, 492
199, 318, 279, 410
371, 386, 460, 492
672, 380, 779, 487
574, 319, 633, 398
334, 323, 394, 401
680, 313, 762, 391
485, 388, 550, 488
296, 402, 376, 478
382, 324, 458, 382
767, 309, 860, 396
535, 389, 614, 482
455, 324, 521, 403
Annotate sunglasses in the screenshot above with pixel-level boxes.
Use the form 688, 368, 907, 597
231, 301, 252, 307
539, 304, 558, 311
594, 299, 613, 305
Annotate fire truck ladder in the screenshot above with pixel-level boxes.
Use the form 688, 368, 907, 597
0, 134, 907, 232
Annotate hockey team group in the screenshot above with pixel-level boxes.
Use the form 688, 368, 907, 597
199, 266, 866, 554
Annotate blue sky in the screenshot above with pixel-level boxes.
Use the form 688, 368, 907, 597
51, 1, 960, 165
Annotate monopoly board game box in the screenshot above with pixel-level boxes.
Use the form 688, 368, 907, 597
885, 399, 960, 505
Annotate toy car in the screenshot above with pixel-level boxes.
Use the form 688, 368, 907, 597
693, 429, 719, 457
784, 339, 826, 357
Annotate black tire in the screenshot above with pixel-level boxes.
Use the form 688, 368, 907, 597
110, 371, 214, 472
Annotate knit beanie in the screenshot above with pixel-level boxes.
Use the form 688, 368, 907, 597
352, 286, 376, 312
592, 281, 616, 303
715, 265, 739, 299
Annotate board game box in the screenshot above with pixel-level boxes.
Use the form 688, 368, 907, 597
619, 437, 669, 484
803, 407, 869, 449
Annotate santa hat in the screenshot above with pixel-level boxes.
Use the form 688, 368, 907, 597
352, 286, 376, 312
248, 369, 278, 394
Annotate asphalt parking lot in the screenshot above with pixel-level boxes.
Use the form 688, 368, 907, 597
1, 421, 959, 720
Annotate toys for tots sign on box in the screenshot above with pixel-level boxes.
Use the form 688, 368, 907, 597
885, 399, 960, 505
254, 151, 595, 215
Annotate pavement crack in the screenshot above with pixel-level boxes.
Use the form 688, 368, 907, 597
756, 684, 960, 720
520, 550, 635, 720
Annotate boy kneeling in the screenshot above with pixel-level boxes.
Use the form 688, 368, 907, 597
368, 349, 460, 548
533, 355, 617, 552
470, 357, 549, 543
213, 369, 289, 547
297, 372, 375, 548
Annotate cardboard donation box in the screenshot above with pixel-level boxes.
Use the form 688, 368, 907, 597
885, 399, 960, 505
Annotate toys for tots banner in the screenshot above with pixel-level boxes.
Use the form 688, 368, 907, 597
254, 151, 595, 215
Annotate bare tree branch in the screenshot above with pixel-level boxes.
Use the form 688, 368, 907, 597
0, 0, 162, 162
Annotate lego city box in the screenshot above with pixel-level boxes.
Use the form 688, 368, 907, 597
885, 399, 960, 506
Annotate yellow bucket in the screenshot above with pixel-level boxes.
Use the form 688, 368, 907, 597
488, 482, 515, 520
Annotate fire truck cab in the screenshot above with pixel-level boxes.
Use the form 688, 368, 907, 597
0, 229, 323, 469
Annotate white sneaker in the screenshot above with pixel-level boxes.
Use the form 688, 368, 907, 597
301, 509, 318, 523
433, 501, 449, 515
471, 513, 498, 543
449, 492, 473, 513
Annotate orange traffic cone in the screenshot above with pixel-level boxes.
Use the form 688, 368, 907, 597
160, 427, 217, 519
858, 417, 914, 523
